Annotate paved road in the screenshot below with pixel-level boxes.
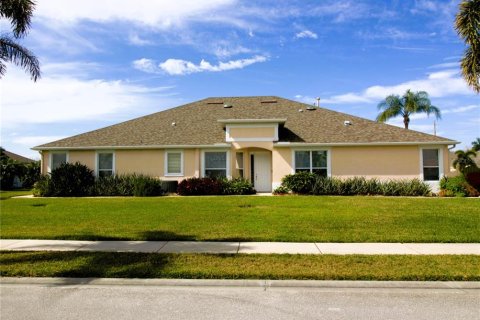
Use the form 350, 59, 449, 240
1, 279, 479, 320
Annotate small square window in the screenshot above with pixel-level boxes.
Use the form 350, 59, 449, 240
51, 153, 67, 171
166, 151, 183, 176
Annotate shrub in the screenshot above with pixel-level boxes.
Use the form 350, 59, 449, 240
32, 175, 54, 197
177, 177, 223, 195
21, 161, 40, 188
465, 171, 480, 191
221, 178, 256, 195
440, 175, 479, 197
280, 172, 431, 196
281, 172, 316, 194
94, 174, 164, 196
49, 162, 95, 196
273, 185, 290, 195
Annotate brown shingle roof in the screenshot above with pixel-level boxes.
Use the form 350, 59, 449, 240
2, 150, 35, 162
34, 96, 457, 149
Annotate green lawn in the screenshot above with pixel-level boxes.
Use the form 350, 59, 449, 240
1, 195, 478, 242
1, 251, 478, 280
0, 189, 32, 200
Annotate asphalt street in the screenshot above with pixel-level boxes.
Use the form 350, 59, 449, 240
1, 279, 479, 320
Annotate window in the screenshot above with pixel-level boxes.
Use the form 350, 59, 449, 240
204, 151, 227, 178
97, 152, 114, 177
165, 151, 183, 176
236, 152, 244, 178
294, 150, 328, 177
422, 149, 439, 181
50, 152, 67, 171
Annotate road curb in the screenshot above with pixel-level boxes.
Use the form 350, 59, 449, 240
1, 277, 479, 289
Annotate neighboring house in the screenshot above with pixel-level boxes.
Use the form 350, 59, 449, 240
33, 96, 459, 192
1, 150, 35, 188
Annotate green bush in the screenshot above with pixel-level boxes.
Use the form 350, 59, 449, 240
280, 172, 431, 196
221, 178, 256, 195
32, 175, 54, 197
94, 174, 164, 197
49, 162, 95, 196
273, 185, 290, 195
440, 175, 479, 197
21, 161, 40, 188
281, 172, 316, 194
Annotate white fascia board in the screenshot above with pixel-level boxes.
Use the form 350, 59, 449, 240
32, 144, 232, 151
218, 119, 287, 124
274, 141, 459, 147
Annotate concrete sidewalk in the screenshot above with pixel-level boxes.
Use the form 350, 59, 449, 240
1, 240, 479, 255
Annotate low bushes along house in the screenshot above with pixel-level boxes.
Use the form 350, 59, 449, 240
33, 96, 459, 193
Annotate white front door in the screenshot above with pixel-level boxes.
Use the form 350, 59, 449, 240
253, 152, 272, 192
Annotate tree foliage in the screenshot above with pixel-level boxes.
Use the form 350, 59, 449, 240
455, 0, 480, 93
376, 90, 441, 129
0, 0, 40, 81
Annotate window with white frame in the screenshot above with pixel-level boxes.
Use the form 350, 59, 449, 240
204, 151, 227, 178
50, 152, 67, 171
165, 151, 183, 176
422, 149, 439, 181
97, 152, 114, 177
294, 150, 328, 177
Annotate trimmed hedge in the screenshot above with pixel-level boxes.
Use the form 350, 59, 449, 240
279, 173, 431, 196
33, 163, 164, 197
177, 177, 255, 196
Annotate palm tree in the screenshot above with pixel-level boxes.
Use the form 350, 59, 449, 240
455, 0, 480, 93
453, 149, 477, 173
376, 90, 441, 129
472, 138, 480, 151
0, 0, 40, 81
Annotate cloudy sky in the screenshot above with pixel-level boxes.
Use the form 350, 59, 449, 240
1, 0, 479, 159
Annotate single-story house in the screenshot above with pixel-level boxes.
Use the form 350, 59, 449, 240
33, 96, 459, 192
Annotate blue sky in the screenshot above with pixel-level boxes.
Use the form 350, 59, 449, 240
1, 0, 479, 159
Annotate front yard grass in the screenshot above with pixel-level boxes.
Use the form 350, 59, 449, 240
1, 251, 478, 281
1, 196, 478, 242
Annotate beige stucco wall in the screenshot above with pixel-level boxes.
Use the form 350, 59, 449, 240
69, 151, 95, 170
183, 149, 198, 178
229, 127, 276, 139
331, 146, 421, 179
115, 150, 164, 177
41, 151, 49, 174
272, 148, 292, 186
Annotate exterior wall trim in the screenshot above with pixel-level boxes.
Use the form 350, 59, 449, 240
33, 144, 232, 151
275, 141, 459, 147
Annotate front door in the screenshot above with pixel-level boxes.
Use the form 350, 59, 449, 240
252, 152, 272, 192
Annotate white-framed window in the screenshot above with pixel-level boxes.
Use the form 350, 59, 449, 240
202, 151, 229, 178
421, 148, 440, 181
293, 150, 329, 177
97, 152, 115, 177
49, 152, 68, 172
165, 150, 184, 176
236, 152, 244, 178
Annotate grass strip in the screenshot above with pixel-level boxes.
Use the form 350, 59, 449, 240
1, 196, 479, 242
1, 251, 479, 281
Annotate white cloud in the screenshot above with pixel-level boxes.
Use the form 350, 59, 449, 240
295, 30, 318, 39
134, 55, 268, 75
12, 136, 67, 147
35, 0, 236, 28
132, 58, 160, 74
322, 69, 474, 104
0, 66, 176, 128
428, 62, 459, 69
443, 105, 480, 114
213, 45, 252, 58
128, 34, 153, 46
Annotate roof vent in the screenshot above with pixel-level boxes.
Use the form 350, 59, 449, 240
223, 103, 233, 108
261, 100, 277, 104
344, 120, 352, 126
306, 104, 316, 111
171, 122, 176, 127
298, 109, 303, 112
207, 101, 224, 105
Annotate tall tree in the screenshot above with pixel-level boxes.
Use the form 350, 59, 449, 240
0, 0, 40, 81
472, 138, 480, 151
376, 90, 441, 129
455, 0, 480, 93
